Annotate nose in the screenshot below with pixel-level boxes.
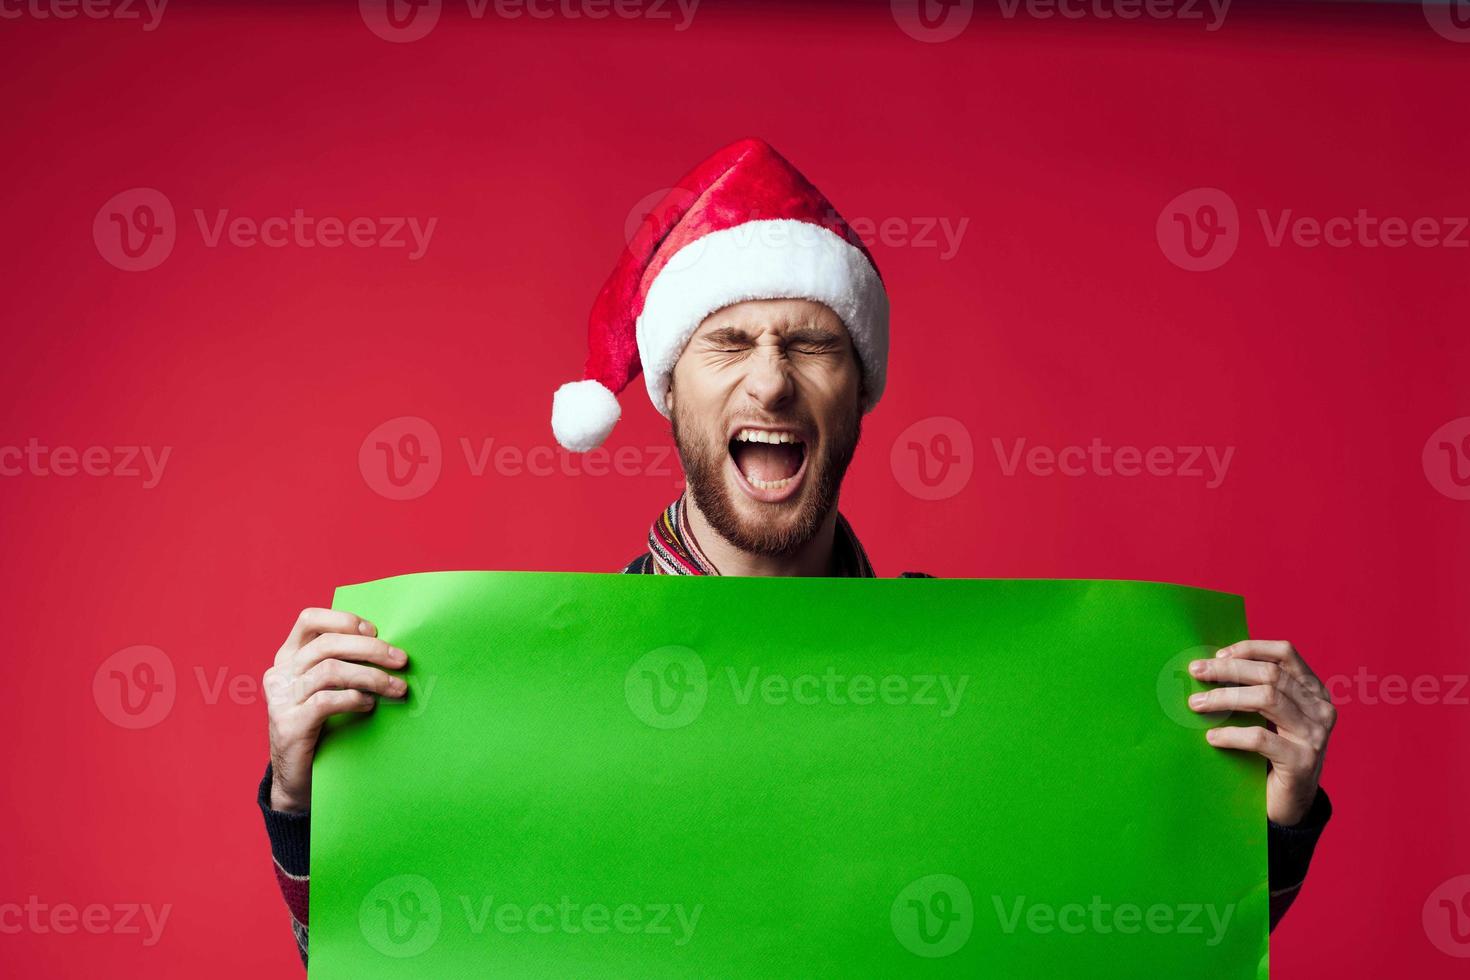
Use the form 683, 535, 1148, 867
741, 344, 795, 410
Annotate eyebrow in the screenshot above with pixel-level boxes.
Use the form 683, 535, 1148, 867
699, 324, 844, 347
700, 326, 755, 347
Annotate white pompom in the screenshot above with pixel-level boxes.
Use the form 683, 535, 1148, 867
551, 379, 621, 452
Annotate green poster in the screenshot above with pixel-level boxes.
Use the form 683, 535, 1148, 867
311, 572, 1267, 978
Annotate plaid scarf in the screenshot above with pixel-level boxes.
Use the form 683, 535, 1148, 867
628, 494, 876, 577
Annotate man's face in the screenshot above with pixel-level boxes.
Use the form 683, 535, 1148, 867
668, 298, 864, 558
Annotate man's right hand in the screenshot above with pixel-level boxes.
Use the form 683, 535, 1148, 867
264, 607, 408, 813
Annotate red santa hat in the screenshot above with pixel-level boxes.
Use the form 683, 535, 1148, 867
550, 137, 889, 452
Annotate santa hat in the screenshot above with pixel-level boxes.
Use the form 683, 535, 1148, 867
550, 137, 889, 452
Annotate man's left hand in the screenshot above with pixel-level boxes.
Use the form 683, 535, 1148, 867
1187, 640, 1336, 826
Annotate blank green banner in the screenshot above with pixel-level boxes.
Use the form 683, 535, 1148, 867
311, 572, 1267, 978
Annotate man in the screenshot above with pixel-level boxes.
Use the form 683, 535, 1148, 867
258, 138, 1334, 964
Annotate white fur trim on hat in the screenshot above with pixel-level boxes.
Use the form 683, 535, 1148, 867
634, 219, 889, 418
551, 379, 621, 452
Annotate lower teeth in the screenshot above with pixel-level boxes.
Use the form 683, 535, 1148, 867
749, 475, 793, 490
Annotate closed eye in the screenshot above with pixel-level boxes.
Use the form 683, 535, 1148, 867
786, 329, 844, 354
697, 326, 845, 355
700, 327, 755, 353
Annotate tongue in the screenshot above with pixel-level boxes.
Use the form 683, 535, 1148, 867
732, 442, 801, 483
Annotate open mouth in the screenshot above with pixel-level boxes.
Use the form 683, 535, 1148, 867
728, 427, 808, 498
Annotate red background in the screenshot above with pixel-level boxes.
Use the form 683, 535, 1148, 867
1, 1, 1466, 975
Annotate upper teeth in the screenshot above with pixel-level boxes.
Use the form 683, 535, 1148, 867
735, 429, 801, 444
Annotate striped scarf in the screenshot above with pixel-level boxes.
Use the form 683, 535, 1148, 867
633, 494, 876, 577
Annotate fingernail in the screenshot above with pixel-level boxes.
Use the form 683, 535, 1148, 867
359, 621, 377, 636
1205, 727, 1220, 742
1216, 648, 1229, 658
391, 647, 407, 664
1189, 693, 1208, 708
390, 678, 407, 696
1189, 660, 1206, 676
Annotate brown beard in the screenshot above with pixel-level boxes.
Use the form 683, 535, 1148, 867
671, 397, 863, 559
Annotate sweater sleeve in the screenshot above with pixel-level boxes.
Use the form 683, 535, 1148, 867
1266, 785, 1332, 930
257, 763, 310, 966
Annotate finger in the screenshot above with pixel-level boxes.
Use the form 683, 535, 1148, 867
284, 607, 377, 652
300, 688, 379, 719
1204, 725, 1311, 768
1216, 640, 1324, 693
1188, 657, 1285, 687
1306, 696, 1338, 735
294, 632, 406, 672
1190, 657, 1327, 720
1190, 683, 1310, 729
298, 659, 407, 702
